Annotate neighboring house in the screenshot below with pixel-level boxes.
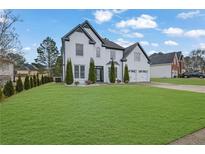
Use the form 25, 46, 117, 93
149, 52, 185, 78
61, 20, 150, 83
0, 55, 14, 85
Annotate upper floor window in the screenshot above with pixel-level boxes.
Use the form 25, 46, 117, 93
96, 47, 100, 58
134, 52, 141, 62
110, 50, 116, 60
76, 43, 83, 56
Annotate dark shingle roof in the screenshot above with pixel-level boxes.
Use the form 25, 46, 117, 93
102, 38, 124, 50
149, 52, 176, 65
106, 61, 120, 65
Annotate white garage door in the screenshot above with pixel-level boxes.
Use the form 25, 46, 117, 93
138, 70, 148, 82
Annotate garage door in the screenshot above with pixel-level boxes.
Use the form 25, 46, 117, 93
138, 70, 148, 82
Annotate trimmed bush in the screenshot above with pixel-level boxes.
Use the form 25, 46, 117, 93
124, 64, 130, 83
41, 75, 44, 84
33, 75, 37, 87
88, 58, 96, 83
37, 73, 40, 86
24, 75, 30, 90
16, 76, 23, 93
30, 76, 34, 88
0, 87, 2, 101
3, 80, 14, 97
109, 60, 115, 83
65, 59, 74, 85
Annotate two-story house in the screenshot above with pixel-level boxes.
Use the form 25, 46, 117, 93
61, 20, 150, 83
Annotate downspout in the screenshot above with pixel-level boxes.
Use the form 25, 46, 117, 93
61, 38, 65, 81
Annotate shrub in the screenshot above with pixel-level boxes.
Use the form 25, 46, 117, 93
41, 75, 44, 84
74, 81, 80, 86
85, 80, 93, 85
30, 76, 34, 88
65, 59, 74, 85
109, 60, 115, 83
33, 75, 37, 87
116, 79, 121, 83
24, 75, 30, 90
37, 73, 40, 86
124, 64, 129, 83
88, 58, 96, 83
0, 87, 2, 101
3, 80, 14, 97
16, 76, 23, 93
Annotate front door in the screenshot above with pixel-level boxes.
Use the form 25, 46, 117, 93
95, 66, 104, 82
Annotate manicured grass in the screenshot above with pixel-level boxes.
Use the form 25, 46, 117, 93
151, 78, 205, 85
0, 83, 205, 144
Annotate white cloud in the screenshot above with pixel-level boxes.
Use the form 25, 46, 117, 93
148, 50, 157, 55
94, 9, 127, 24
108, 28, 144, 38
184, 29, 205, 38
151, 43, 159, 47
164, 40, 178, 46
177, 10, 200, 19
162, 27, 184, 36
112, 9, 127, 14
23, 47, 31, 51
116, 14, 157, 29
115, 38, 134, 47
140, 41, 149, 46
94, 10, 113, 23
199, 43, 205, 49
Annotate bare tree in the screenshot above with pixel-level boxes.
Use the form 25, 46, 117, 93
0, 10, 22, 56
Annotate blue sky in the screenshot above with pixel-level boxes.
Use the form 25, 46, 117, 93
11, 9, 205, 63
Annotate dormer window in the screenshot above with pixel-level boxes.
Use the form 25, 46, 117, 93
96, 47, 100, 57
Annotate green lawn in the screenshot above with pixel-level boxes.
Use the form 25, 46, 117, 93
151, 78, 205, 85
0, 83, 205, 144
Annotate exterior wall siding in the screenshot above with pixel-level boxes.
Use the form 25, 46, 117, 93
151, 64, 172, 78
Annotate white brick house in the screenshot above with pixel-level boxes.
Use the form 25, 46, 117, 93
62, 20, 150, 83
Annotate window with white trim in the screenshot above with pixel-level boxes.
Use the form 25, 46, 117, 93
76, 44, 83, 56
74, 65, 85, 79
134, 52, 141, 62
96, 47, 100, 57
110, 50, 116, 60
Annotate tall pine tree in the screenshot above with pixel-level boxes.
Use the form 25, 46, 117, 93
110, 60, 115, 83
35, 37, 59, 76
16, 76, 23, 92
24, 75, 30, 90
124, 64, 129, 83
65, 59, 73, 85
88, 58, 96, 83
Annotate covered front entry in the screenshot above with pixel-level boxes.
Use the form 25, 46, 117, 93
95, 66, 104, 82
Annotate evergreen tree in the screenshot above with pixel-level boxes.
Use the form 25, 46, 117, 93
35, 37, 59, 76
37, 73, 40, 86
0, 86, 2, 101
124, 64, 130, 83
110, 60, 115, 83
30, 76, 34, 88
16, 76, 23, 92
41, 75, 44, 84
88, 58, 96, 83
65, 59, 74, 84
24, 75, 30, 90
3, 80, 14, 97
33, 74, 37, 87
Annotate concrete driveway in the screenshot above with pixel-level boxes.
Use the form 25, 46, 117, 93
151, 82, 205, 94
